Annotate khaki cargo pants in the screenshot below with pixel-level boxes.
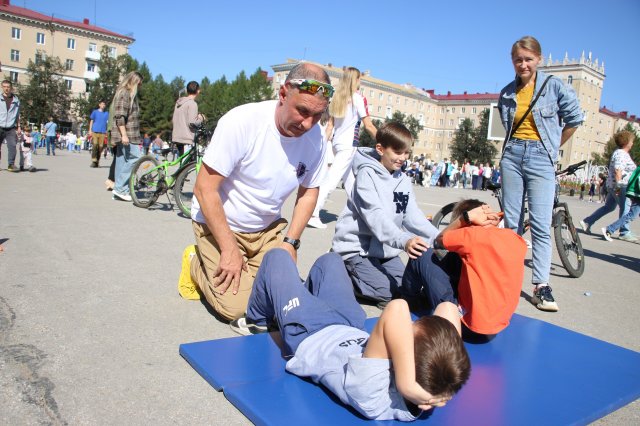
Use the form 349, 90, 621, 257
191, 218, 288, 321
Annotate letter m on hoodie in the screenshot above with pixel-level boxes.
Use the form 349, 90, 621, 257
394, 192, 409, 214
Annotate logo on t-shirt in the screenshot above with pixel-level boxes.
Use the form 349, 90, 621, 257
296, 162, 307, 178
338, 337, 368, 348
394, 192, 409, 214
282, 297, 300, 316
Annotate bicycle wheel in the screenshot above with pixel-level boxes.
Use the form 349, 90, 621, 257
174, 162, 197, 217
432, 202, 456, 230
553, 210, 585, 278
130, 155, 163, 208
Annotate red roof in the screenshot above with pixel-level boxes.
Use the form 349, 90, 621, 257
600, 107, 638, 122
0, 0, 134, 42
428, 90, 499, 101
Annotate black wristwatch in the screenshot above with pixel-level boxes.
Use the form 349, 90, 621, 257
283, 237, 300, 250
462, 210, 471, 225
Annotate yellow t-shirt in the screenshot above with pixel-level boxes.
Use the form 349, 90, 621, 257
512, 84, 541, 141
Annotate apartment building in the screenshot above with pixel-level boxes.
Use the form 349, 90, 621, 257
271, 57, 639, 168
0, 0, 133, 97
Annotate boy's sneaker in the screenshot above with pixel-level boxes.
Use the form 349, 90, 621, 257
229, 316, 269, 336
307, 216, 327, 229
618, 233, 639, 243
601, 227, 613, 242
579, 220, 591, 234
6, 165, 17, 172
178, 245, 200, 300
112, 190, 132, 202
532, 286, 558, 312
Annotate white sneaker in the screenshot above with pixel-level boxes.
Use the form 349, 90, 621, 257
112, 190, 132, 202
579, 220, 591, 234
601, 227, 613, 242
307, 216, 327, 229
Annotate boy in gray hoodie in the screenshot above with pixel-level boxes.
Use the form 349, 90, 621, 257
171, 81, 205, 157
332, 122, 439, 307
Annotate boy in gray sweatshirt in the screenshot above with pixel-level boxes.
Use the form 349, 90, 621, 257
332, 122, 439, 307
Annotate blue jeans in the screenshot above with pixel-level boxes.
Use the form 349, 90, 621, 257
583, 188, 630, 236
401, 249, 462, 312
114, 143, 142, 194
500, 139, 555, 285
246, 249, 366, 356
606, 199, 639, 234
46, 136, 56, 155
343, 255, 405, 302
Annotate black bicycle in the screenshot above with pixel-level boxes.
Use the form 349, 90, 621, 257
432, 160, 587, 278
129, 122, 214, 217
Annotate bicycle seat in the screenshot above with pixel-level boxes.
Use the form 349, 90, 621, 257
487, 182, 501, 191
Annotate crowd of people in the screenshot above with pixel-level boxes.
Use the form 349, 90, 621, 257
2, 34, 639, 422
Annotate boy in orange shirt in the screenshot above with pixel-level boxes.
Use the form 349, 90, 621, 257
402, 199, 527, 335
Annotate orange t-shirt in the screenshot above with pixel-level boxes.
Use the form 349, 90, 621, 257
443, 226, 527, 334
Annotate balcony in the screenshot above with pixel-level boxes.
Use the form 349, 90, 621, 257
84, 70, 99, 80
85, 50, 100, 61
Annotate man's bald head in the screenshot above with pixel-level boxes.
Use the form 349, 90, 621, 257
285, 63, 331, 85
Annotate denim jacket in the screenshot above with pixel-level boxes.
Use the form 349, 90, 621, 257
0, 94, 20, 128
498, 70, 583, 163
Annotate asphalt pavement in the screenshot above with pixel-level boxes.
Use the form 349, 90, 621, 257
1, 146, 638, 425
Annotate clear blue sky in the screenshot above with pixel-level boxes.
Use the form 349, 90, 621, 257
20, 0, 640, 116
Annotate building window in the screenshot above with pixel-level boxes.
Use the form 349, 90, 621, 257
440, 107, 445, 114
67, 38, 76, 50
449, 119, 454, 126
65, 79, 72, 90
35, 52, 44, 64
379, 93, 383, 100
9, 71, 18, 83
396, 96, 400, 104
377, 106, 381, 113
36, 32, 45, 45
89, 42, 97, 52
451, 107, 455, 113
386, 106, 392, 118
10, 49, 20, 62
439, 118, 444, 126
370, 90, 374, 98
108, 47, 117, 58
461, 107, 466, 113
472, 107, 477, 114
12, 27, 21, 39
87, 62, 96, 72
567, 75, 573, 84
65, 59, 74, 70
387, 95, 392, 103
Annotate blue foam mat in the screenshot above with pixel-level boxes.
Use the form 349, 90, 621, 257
180, 314, 640, 425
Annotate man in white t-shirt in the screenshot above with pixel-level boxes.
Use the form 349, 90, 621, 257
181, 63, 333, 321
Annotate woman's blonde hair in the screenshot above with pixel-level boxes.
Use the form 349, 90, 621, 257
329, 67, 361, 119
511, 36, 542, 59
115, 71, 143, 109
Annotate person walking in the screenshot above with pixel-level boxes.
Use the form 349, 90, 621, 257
0, 79, 21, 171
89, 100, 109, 168
308, 67, 377, 229
172, 81, 205, 158
580, 130, 637, 241
111, 71, 144, 202
498, 35, 583, 312
43, 116, 57, 156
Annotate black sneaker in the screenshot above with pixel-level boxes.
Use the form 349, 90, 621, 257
532, 286, 558, 312
229, 316, 269, 336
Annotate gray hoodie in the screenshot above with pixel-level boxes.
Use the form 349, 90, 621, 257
172, 96, 203, 144
332, 148, 438, 260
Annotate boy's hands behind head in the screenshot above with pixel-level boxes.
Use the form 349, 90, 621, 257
405, 236, 428, 259
468, 204, 502, 227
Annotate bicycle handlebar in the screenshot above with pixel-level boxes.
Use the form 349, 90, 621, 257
556, 160, 587, 176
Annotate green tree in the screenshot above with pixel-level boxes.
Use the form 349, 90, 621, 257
17, 52, 71, 127
138, 73, 175, 137
359, 111, 423, 149
449, 109, 498, 164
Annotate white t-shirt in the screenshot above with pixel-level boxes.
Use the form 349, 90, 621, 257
331, 93, 370, 152
191, 100, 327, 232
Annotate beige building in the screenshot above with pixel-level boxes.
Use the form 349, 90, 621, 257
272, 58, 638, 169
1, 0, 133, 110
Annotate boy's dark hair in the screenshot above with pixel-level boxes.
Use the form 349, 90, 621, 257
376, 121, 411, 151
186, 81, 200, 95
413, 316, 471, 397
451, 199, 485, 221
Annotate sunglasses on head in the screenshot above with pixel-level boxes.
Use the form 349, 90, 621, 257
287, 79, 334, 99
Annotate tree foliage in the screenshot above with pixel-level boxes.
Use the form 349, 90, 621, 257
17, 52, 71, 127
449, 108, 498, 164
358, 111, 423, 149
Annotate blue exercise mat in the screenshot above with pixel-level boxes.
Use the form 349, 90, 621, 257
180, 314, 640, 425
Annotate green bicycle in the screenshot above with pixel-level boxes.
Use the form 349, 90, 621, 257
129, 122, 213, 217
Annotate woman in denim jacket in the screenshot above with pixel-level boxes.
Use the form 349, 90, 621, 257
498, 36, 583, 313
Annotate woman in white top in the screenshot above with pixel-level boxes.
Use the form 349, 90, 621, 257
308, 67, 377, 229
